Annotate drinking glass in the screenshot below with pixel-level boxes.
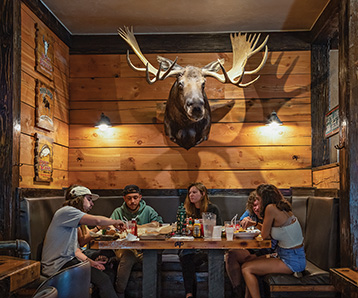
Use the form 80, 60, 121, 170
202, 212, 216, 239
225, 226, 234, 241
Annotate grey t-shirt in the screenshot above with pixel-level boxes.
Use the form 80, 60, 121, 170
41, 206, 85, 276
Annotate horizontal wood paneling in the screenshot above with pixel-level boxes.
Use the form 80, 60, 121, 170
68, 146, 311, 171
20, 165, 68, 189
21, 6, 69, 75
21, 71, 69, 123
69, 44, 312, 189
20, 134, 68, 170
20, 4, 69, 189
21, 102, 69, 146
70, 51, 310, 78
69, 122, 311, 148
68, 169, 312, 189
69, 97, 311, 124
70, 74, 310, 101
313, 165, 340, 189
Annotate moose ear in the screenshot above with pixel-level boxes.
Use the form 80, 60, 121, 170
157, 56, 183, 71
202, 59, 225, 73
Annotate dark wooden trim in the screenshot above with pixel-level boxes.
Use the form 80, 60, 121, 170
311, 43, 330, 168
312, 162, 339, 171
70, 31, 311, 55
315, 188, 340, 198
270, 285, 337, 292
0, 0, 22, 240
17, 188, 291, 198
339, 0, 358, 270
309, 0, 340, 46
21, 0, 71, 47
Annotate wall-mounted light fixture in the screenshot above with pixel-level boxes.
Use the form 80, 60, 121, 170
95, 113, 112, 131
266, 111, 283, 128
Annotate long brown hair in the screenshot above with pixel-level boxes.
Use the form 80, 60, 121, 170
246, 190, 257, 216
184, 182, 211, 218
63, 184, 86, 212
256, 184, 291, 218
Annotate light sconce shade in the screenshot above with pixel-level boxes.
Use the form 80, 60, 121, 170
266, 111, 283, 128
95, 113, 112, 131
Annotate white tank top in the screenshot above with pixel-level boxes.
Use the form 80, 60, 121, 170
271, 216, 304, 249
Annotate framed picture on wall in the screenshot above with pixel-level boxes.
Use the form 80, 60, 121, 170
35, 79, 55, 131
34, 133, 54, 183
325, 106, 339, 138
35, 23, 54, 80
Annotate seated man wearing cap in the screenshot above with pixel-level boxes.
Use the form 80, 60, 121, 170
111, 184, 163, 297
42, 185, 125, 298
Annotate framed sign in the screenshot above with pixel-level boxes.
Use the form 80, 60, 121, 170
35, 80, 55, 131
325, 106, 339, 138
34, 133, 53, 183
35, 23, 54, 80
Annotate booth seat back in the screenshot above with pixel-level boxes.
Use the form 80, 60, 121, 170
304, 196, 339, 271
20, 197, 64, 260
20, 193, 250, 260
89, 195, 250, 223
291, 196, 309, 237
89, 196, 181, 223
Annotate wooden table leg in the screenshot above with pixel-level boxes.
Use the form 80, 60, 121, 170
142, 249, 159, 298
208, 249, 225, 298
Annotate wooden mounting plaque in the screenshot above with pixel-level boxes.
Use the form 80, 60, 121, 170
35, 79, 55, 131
35, 23, 54, 80
34, 133, 54, 183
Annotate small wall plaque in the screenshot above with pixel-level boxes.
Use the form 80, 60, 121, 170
35, 23, 54, 80
35, 79, 55, 131
325, 106, 339, 138
34, 133, 53, 183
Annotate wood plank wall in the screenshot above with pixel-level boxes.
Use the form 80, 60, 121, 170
69, 49, 312, 189
313, 165, 340, 189
20, 3, 69, 188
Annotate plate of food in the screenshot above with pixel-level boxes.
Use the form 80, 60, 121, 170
90, 230, 121, 241
234, 229, 261, 239
93, 234, 119, 241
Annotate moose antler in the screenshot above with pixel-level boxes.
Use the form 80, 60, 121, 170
118, 27, 268, 88
118, 26, 180, 84
203, 32, 269, 87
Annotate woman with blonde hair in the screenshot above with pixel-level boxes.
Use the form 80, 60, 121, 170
180, 182, 222, 298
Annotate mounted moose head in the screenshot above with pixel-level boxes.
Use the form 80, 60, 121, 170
118, 27, 269, 150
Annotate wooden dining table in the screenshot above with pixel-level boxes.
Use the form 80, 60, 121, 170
0, 255, 41, 297
91, 236, 271, 298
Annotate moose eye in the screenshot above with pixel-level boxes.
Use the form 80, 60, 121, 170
178, 82, 184, 89
201, 82, 205, 90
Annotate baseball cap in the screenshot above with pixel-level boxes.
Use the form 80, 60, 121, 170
123, 184, 141, 196
68, 186, 99, 201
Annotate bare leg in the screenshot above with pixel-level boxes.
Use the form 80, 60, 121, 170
242, 258, 292, 298
225, 249, 256, 288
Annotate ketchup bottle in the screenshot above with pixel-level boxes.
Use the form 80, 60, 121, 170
132, 219, 138, 236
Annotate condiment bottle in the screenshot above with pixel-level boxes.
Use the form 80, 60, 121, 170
193, 219, 201, 238
131, 219, 138, 236
187, 218, 193, 236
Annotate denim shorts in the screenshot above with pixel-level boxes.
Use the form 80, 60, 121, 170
277, 246, 306, 273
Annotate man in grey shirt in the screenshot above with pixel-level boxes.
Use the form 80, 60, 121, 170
42, 185, 125, 298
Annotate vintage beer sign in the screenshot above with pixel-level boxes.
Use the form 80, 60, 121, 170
35, 80, 55, 131
34, 133, 54, 183
35, 23, 54, 80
